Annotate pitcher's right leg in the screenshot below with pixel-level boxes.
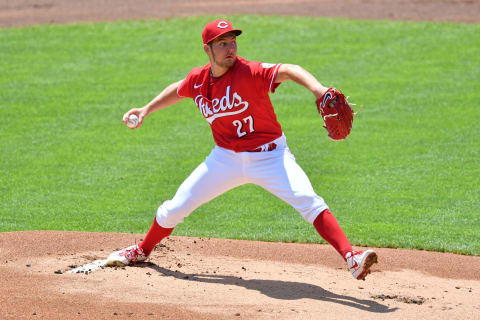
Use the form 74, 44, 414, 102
156, 146, 246, 228
107, 147, 246, 266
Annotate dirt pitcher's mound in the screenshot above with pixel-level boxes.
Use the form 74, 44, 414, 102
1, 231, 479, 319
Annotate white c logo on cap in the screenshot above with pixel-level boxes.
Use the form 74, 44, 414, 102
217, 21, 229, 29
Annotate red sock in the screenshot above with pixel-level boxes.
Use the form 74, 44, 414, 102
313, 209, 352, 260
139, 218, 174, 256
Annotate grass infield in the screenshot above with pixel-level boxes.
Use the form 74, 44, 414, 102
1, 16, 479, 255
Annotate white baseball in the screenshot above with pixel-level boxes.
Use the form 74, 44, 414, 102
127, 114, 139, 128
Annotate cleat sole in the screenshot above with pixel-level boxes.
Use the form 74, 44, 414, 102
356, 251, 378, 280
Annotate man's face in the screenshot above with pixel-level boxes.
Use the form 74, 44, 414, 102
207, 32, 237, 68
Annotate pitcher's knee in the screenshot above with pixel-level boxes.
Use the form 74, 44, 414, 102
301, 204, 329, 224
155, 200, 192, 228
291, 195, 328, 224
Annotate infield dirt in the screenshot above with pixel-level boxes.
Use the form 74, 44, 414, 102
1, 0, 480, 27
1, 231, 480, 319
1, 0, 479, 319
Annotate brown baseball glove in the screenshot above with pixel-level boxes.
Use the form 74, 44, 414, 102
316, 88, 355, 140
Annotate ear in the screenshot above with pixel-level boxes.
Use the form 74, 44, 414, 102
203, 44, 210, 55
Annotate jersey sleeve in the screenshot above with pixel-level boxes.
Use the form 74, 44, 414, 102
177, 70, 196, 98
251, 62, 282, 94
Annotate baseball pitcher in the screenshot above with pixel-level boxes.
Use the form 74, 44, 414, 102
107, 19, 377, 280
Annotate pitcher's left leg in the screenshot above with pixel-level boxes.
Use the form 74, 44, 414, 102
248, 149, 351, 257
249, 148, 377, 279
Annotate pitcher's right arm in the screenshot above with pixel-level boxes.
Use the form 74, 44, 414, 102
123, 79, 185, 129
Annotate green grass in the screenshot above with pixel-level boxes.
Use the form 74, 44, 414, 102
1, 16, 479, 255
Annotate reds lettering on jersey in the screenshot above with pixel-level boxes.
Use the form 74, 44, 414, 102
177, 56, 283, 152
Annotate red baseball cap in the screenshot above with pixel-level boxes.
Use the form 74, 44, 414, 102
202, 19, 242, 44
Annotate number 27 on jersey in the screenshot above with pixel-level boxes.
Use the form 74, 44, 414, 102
233, 115, 254, 137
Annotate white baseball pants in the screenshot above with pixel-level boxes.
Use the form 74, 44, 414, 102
156, 134, 328, 228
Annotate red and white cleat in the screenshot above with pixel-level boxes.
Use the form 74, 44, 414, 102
106, 244, 147, 267
345, 250, 378, 280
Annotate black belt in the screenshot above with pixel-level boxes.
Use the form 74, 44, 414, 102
249, 142, 277, 152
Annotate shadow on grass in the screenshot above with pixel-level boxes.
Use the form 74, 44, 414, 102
144, 263, 398, 313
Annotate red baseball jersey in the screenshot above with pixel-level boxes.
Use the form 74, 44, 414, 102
177, 56, 283, 152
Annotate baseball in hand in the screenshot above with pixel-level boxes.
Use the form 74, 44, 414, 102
127, 114, 139, 129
